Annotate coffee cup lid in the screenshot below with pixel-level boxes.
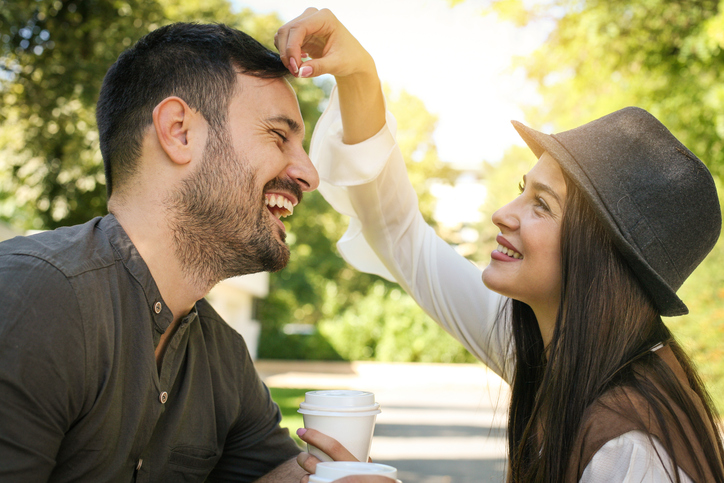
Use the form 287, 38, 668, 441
299, 401, 380, 413
297, 407, 381, 417
304, 390, 376, 408
315, 461, 397, 480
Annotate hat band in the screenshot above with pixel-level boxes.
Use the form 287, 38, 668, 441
616, 195, 683, 290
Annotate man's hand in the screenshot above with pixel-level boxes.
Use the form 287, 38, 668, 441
296, 428, 360, 482
253, 457, 308, 483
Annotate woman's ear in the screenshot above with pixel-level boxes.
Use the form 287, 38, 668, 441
152, 97, 205, 166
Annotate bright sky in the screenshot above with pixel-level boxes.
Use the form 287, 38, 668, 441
233, 0, 550, 169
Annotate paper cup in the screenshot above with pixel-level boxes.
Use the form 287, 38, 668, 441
308, 461, 400, 483
298, 390, 381, 462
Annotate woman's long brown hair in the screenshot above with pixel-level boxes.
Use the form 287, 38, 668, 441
505, 174, 724, 482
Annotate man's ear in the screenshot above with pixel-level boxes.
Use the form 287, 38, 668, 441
152, 97, 205, 166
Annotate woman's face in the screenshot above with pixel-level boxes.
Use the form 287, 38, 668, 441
482, 152, 567, 320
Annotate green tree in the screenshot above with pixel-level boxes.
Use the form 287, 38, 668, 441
486, 0, 724, 177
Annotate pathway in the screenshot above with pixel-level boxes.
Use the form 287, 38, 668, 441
256, 360, 510, 483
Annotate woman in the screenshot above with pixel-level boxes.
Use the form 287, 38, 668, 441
275, 8, 724, 482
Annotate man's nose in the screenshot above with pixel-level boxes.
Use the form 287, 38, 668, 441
288, 151, 319, 192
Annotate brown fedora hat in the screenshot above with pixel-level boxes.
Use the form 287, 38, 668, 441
512, 107, 721, 316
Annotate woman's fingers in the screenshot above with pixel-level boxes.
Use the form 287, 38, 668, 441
275, 7, 317, 73
275, 7, 325, 76
297, 428, 359, 461
276, 8, 374, 79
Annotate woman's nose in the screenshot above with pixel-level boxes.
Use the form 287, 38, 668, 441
492, 199, 520, 232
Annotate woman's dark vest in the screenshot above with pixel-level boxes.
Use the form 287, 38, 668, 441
566, 345, 722, 482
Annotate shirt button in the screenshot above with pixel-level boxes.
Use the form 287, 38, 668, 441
154, 302, 162, 314
159, 391, 168, 404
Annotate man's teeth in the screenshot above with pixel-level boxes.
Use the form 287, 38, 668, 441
265, 194, 294, 218
497, 244, 523, 259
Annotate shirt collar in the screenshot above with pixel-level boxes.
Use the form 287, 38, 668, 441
98, 214, 174, 333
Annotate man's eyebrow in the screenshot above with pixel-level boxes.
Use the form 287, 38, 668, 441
267, 116, 303, 136
523, 175, 563, 207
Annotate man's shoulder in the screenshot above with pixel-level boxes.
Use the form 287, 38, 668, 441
0, 217, 115, 278
196, 299, 242, 338
195, 298, 253, 357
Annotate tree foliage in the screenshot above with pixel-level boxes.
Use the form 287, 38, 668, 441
488, 0, 724, 177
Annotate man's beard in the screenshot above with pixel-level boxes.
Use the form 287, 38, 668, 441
165, 125, 296, 290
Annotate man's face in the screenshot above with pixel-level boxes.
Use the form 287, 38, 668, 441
166, 74, 318, 288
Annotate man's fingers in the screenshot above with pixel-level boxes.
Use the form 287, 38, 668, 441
297, 428, 358, 461
297, 451, 321, 474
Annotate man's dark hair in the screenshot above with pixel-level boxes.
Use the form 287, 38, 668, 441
96, 22, 289, 197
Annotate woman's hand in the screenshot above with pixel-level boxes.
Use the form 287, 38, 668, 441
276, 8, 385, 144
274, 7, 375, 79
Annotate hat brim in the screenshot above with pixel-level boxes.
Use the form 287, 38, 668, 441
511, 120, 688, 317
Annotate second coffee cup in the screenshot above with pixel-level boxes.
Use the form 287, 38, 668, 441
309, 461, 400, 483
298, 389, 381, 462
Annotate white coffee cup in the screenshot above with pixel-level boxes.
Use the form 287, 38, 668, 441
298, 390, 381, 463
309, 461, 401, 483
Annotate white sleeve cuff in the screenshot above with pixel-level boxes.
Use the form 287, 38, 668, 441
308, 84, 399, 281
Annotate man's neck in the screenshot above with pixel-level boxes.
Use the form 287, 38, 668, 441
110, 200, 207, 326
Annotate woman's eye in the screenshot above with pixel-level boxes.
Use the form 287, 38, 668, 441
518, 181, 525, 194
534, 196, 550, 212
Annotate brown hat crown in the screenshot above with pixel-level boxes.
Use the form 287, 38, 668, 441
513, 107, 721, 316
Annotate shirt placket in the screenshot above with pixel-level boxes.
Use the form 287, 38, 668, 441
137, 306, 195, 482
134, 298, 175, 482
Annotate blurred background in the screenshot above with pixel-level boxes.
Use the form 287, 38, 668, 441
2, 0, 723, 415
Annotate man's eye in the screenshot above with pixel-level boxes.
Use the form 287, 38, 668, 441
273, 130, 287, 142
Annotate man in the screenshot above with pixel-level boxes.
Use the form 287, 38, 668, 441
0, 22, 318, 482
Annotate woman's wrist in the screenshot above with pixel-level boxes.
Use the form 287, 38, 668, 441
336, 63, 385, 145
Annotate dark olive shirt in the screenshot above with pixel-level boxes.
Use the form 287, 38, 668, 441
0, 215, 300, 482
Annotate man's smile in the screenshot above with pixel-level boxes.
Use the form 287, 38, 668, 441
264, 192, 295, 219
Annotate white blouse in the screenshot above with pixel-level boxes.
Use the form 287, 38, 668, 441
309, 86, 692, 483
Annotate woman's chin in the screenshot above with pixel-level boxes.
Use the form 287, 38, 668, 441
482, 267, 518, 301
481, 266, 500, 292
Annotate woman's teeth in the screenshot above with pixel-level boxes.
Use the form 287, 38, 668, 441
265, 194, 294, 218
497, 244, 523, 259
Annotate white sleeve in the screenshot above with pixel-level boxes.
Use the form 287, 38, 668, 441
310, 86, 513, 382
580, 431, 694, 483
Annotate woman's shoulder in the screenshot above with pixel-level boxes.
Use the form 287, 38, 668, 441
580, 430, 693, 483
572, 347, 717, 482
